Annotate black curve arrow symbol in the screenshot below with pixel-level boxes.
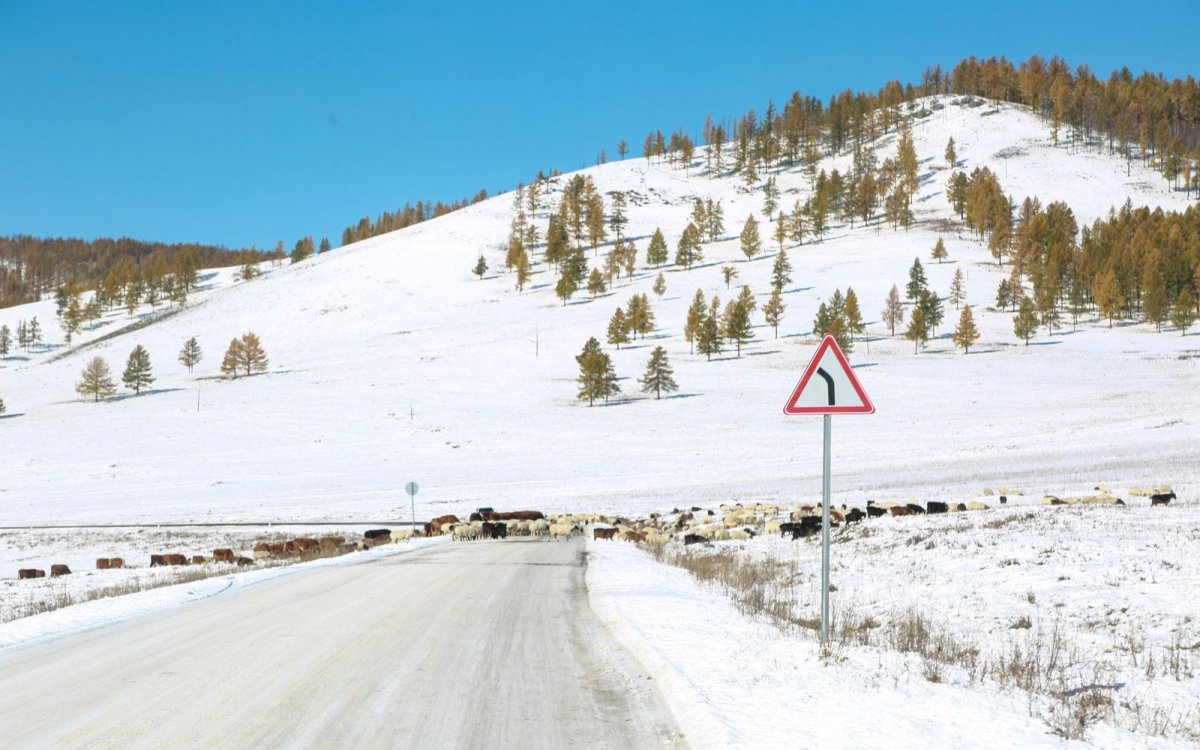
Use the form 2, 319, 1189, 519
816, 367, 835, 406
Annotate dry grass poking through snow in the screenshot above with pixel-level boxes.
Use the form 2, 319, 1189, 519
649, 505, 1200, 742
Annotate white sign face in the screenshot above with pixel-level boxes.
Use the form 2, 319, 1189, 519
405, 481, 419, 496
783, 335, 874, 415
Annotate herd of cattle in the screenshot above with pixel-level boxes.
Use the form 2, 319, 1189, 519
13, 488, 1179, 580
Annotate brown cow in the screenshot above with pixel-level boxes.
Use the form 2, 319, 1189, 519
593, 527, 617, 540
150, 554, 165, 567
108, 557, 125, 569
50, 564, 71, 577
623, 531, 648, 543
889, 506, 914, 517
18, 569, 46, 579
212, 548, 235, 563
269, 543, 286, 557
253, 542, 272, 559
163, 554, 188, 566
192, 555, 208, 565
96, 558, 110, 570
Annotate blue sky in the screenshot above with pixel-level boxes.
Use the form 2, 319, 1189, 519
1, 0, 1196, 251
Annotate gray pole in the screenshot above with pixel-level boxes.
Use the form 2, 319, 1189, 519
821, 414, 831, 645
410, 491, 416, 534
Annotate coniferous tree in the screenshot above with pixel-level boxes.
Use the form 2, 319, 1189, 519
949, 268, 966, 309
931, 237, 949, 264
882, 284, 904, 336
697, 304, 723, 361
918, 289, 945, 337
178, 337, 202, 373
626, 293, 655, 339
608, 191, 628, 242
576, 337, 619, 406
1013, 296, 1039, 345
995, 279, 1013, 311
906, 257, 928, 301
62, 298, 83, 345
739, 214, 762, 260
1142, 270, 1168, 331
762, 175, 779, 217
675, 223, 703, 268
944, 137, 957, 168
652, 272, 666, 298
607, 308, 631, 349
774, 211, 787, 250
1093, 268, 1124, 328
639, 346, 678, 399
771, 249, 793, 292
722, 296, 753, 356
222, 332, 268, 378
904, 304, 929, 353
646, 228, 669, 267
76, 356, 117, 401
473, 255, 488, 280
587, 268, 607, 298
122, 344, 155, 395
545, 215, 570, 269
952, 305, 979, 353
0, 325, 10, 356
0, 395, 5, 414
721, 265, 738, 289
555, 270, 577, 305
705, 198, 725, 241
684, 289, 706, 354
1171, 289, 1195, 334
843, 288, 865, 340
762, 287, 785, 338
788, 200, 806, 245
514, 250, 532, 293
318, 237, 331, 254
29, 317, 41, 345
291, 237, 314, 264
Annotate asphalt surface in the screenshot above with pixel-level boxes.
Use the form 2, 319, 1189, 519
0, 537, 683, 749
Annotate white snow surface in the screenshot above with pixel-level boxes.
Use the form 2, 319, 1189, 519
1, 96, 1198, 746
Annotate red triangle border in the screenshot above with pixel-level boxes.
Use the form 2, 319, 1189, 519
783, 335, 875, 415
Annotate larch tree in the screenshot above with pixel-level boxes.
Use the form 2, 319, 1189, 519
0, 324, 10, 356
1171, 289, 1195, 334
995, 279, 1014, 311
0, 395, 5, 414
722, 265, 738, 289
704, 198, 725, 242
76, 356, 117, 401
945, 136, 957, 168
1093, 267, 1124, 328
952, 305, 979, 353
762, 287, 785, 338
587, 268, 607, 298
626, 293, 655, 339
740, 214, 762, 261
882, 284, 904, 336
122, 344, 155, 395
576, 337, 619, 406
904, 304, 929, 353
555, 270, 577, 305
843, 288, 865, 341
906, 257, 928, 301
652, 272, 666, 297
1013, 296, 1039, 345
774, 211, 787, 250
514, 250, 532, 293
675, 223, 703, 269
771, 249, 793, 292
697, 306, 723, 361
949, 268, 966, 309
607, 308, 631, 349
646, 228, 669, 267
931, 237, 949, 264
179, 336, 202, 373
684, 289, 706, 354
918, 289, 945, 337
762, 175, 779, 217
639, 346, 678, 400
722, 296, 753, 356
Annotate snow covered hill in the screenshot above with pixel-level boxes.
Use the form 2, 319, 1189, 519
1, 96, 1196, 527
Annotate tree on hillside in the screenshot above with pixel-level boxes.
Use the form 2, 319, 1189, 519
931, 237, 949, 264
740, 214, 762, 260
646, 228, 669, 268
514, 249, 531, 293
473, 255, 488, 280
1093, 268, 1124, 328
291, 237, 314, 264
918, 289, 945, 337
0, 395, 5, 414
675, 223, 703, 269
944, 137, 957, 168
62, 297, 83, 345
762, 287, 785, 338
771, 249, 793, 292
554, 270, 577, 305
722, 295, 753, 356
762, 175, 779, 217
626, 293, 655, 339
179, 337, 202, 373
697, 301, 724, 361
576, 337, 619, 406
684, 289, 706, 355
904, 304, 929, 353
639, 346, 678, 400
952, 305, 979, 353
318, 237, 331, 255
0, 325, 10, 356
949, 268, 966, 309
587, 268, 607, 298
1171, 289, 1195, 335
122, 345, 155, 395
722, 265, 738, 289
906, 257, 928, 301
995, 278, 1014, 311
774, 211, 787, 251
76, 356, 117, 401
607, 308, 631, 349
1013, 296, 1039, 345
882, 284, 904, 336
704, 198, 725, 242
652, 272, 666, 298
221, 332, 269, 378
843, 288, 865, 341
608, 191, 628, 242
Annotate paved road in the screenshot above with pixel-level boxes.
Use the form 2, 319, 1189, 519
0, 538, 683, 749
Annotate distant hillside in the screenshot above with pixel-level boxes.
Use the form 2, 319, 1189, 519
0, 235, 268, 309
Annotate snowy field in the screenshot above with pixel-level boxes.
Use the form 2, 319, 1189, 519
1, 95, 1197, 746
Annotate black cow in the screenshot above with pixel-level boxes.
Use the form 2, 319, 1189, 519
1150, 491, 1176, 507
364, 528, 392, 539
845, 508, 865, 524
926, 501, 949, 514
683, 533, 706, 546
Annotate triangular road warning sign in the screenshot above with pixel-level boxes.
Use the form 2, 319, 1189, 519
783, 335, 875, 415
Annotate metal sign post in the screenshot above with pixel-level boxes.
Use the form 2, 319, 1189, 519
405, 481, 419, 532
783, 335, 875, 646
